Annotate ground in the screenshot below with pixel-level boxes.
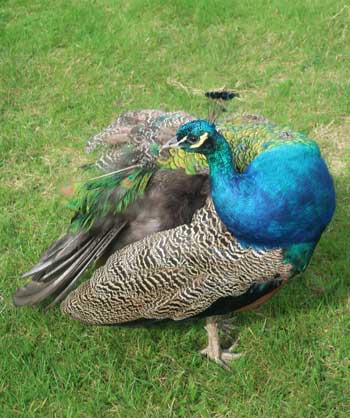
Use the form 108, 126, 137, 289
1, 0, 350, 416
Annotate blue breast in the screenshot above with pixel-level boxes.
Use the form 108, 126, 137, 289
210, 143, 335, 248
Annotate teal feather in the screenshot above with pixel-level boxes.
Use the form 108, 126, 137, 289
68, 166, 153, 232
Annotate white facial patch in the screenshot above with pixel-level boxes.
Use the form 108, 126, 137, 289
177, 136, 188, 146
189, 132, 209, 149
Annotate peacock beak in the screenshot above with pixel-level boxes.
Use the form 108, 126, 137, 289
161, 135, 190, 152
161, 136, 180, 151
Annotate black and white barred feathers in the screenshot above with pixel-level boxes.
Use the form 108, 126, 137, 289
62, 199, 291, 325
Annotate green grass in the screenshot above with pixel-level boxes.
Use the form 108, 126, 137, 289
1, 0, 350, 416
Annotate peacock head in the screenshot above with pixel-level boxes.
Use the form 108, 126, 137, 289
162, 120, 222, 155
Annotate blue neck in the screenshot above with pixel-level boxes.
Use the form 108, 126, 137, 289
206, 133, 238, 181
205, 133, 335, 250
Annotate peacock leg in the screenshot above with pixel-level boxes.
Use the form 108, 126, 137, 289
219, 318, 237, 343
200, 316, 242, 370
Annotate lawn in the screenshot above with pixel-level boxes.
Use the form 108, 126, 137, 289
1, 0, 350, 416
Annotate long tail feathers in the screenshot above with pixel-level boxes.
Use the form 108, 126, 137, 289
14, 160, 155, 309
13, 221, 127, 308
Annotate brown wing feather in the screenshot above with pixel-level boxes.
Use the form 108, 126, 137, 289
14, 170, 209, 307
61, 200, 293, 325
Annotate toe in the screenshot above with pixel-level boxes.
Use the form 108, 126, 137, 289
221, 351, 243, 361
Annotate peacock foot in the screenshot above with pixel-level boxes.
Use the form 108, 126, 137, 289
200, 343, 242, 370
201, 316, 242, 370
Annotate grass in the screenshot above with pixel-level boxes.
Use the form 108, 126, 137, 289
1, 0, 350, 416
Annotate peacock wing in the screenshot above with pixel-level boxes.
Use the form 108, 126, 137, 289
14, 169, 209, 308
14, 110, 203, 309
61, 200, 293, 325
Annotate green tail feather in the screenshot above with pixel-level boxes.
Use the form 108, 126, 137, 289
68, 167, 154, 232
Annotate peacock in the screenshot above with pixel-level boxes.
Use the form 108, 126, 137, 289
13, 97, 335, 368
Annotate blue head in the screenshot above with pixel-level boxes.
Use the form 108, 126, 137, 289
165, 120, 224, 155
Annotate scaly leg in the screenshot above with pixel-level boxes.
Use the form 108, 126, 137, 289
200, 316, 242, 370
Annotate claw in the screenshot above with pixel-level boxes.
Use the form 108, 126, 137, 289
200, 317, 242, 370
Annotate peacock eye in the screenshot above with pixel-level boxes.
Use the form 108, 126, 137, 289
186, 135, 197, 144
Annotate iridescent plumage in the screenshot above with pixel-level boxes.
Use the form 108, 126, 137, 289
13, 106, 335, 368
70, 112, 323, 235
